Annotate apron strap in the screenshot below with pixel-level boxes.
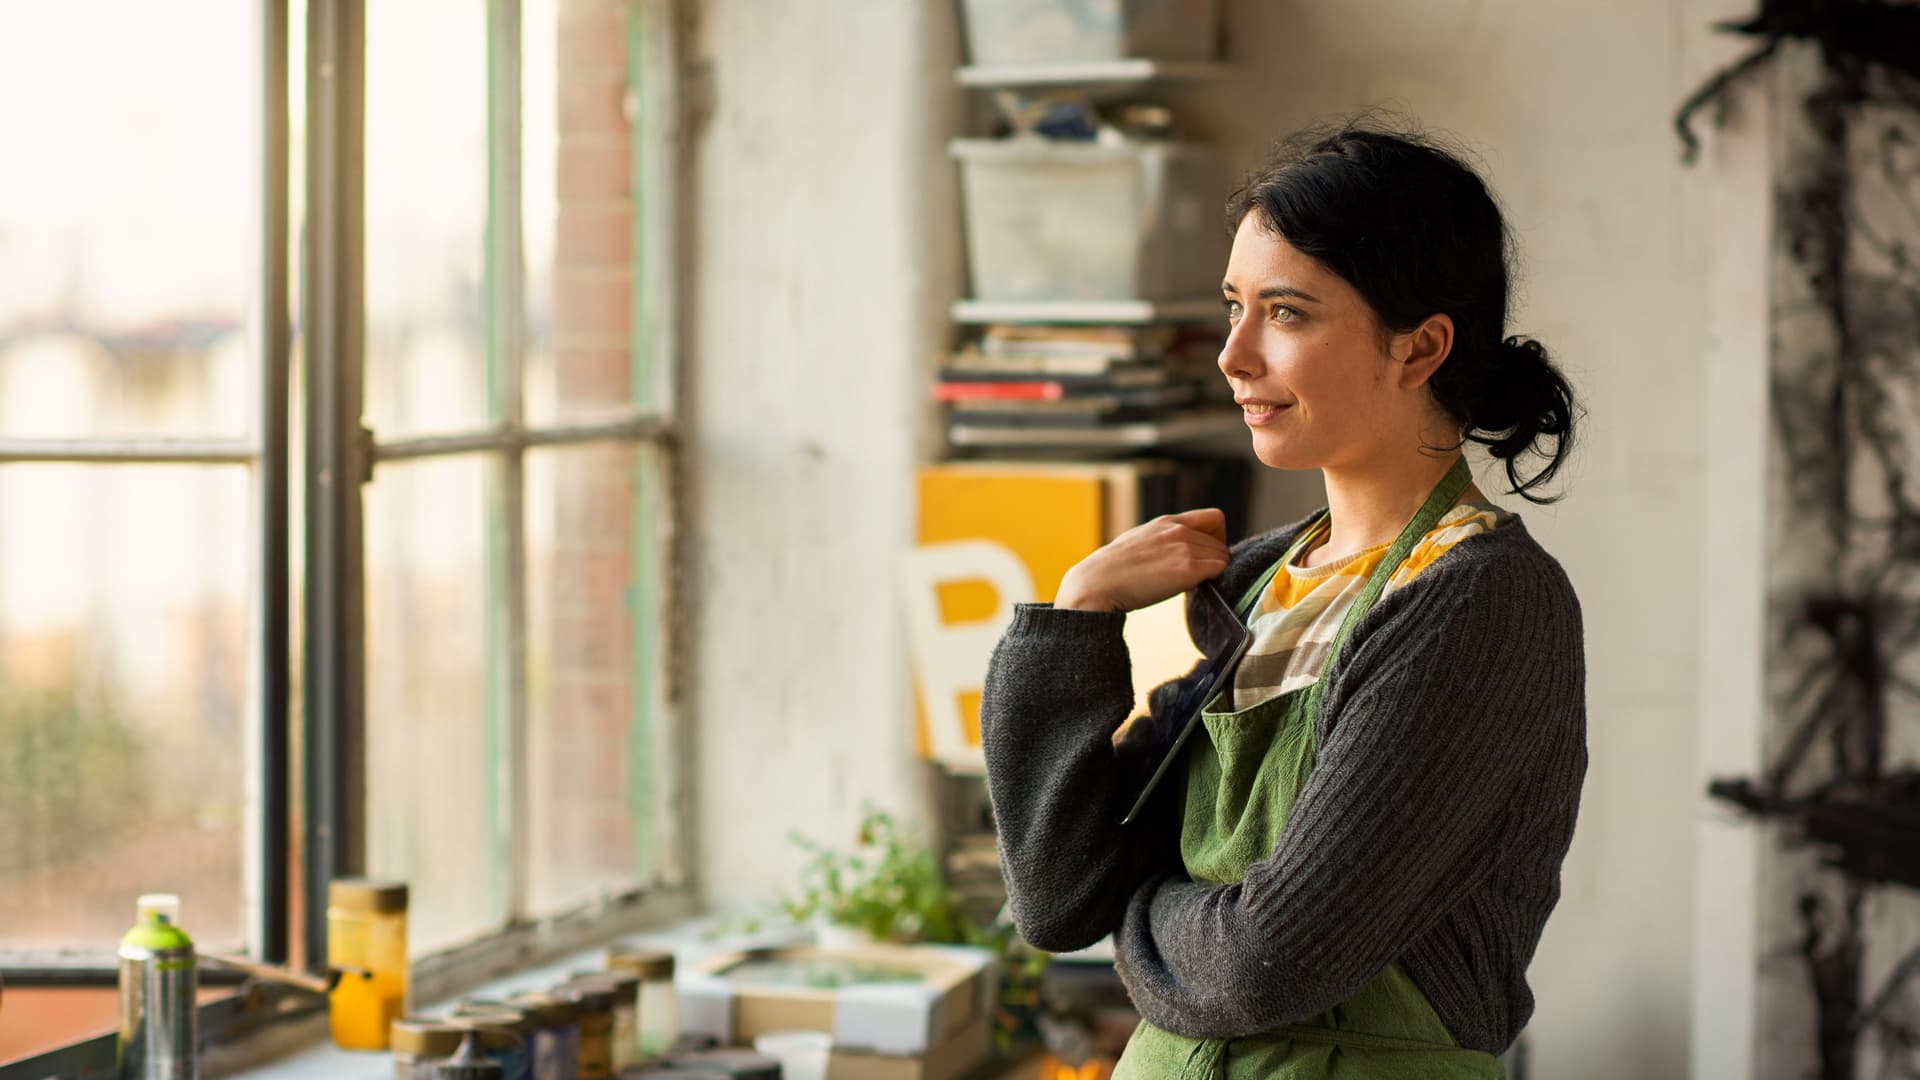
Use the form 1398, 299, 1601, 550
1229, 456, 1471, 664
1231, 509, 1332, 617
1307, 456, 1473, 702
1232, 548, 1290, 618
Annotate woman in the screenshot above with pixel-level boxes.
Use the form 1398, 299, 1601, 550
980, 122, 1588, 1078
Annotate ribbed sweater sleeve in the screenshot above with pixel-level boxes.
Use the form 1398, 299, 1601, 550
1109, 537, 1587, 1042
980, 527, 1302, 953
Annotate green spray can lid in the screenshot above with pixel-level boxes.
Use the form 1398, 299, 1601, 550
122, 894, 194, 953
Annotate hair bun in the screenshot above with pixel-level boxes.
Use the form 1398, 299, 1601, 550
1472, 335, 1577, 499
1500, 335, 1548, 366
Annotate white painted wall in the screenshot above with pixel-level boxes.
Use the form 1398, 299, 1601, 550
682, 1, 963, 911
1691, 43, 1777, 1080
684, 2, 1775, 1076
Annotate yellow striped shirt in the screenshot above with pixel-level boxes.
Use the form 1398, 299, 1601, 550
1228, 501, 1514, 709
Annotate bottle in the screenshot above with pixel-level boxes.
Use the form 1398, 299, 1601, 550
117, 893, 198, 1079
607, 947, 677, 1057
327, 878, 410, 1049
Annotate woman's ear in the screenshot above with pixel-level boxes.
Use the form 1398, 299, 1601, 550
1392, 314, 1454, 390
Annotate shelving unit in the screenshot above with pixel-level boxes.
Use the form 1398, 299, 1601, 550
940, 53, 1231, 454
947, 408, 1244, 450
956, 58, 1227, 90
949, 297, 1222, 325
919, 27, 1241, 1064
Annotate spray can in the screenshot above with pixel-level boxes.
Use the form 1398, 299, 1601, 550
117, 893, 198, 1079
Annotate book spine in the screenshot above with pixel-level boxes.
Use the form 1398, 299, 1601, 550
932, 381, 1066, 403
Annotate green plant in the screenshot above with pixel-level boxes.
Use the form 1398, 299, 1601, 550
781, 806, 965, 945
781, 805, 1052, 1051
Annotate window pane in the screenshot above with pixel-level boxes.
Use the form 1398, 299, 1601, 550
524, 0, 642, 424
364, 455, 507, 954
0, 465, 251, 952
525, 443, 657, 912
0, 5, 253, 438
364, 0, 490, 438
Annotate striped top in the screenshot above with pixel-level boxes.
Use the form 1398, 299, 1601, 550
1228, 500, 1514, 709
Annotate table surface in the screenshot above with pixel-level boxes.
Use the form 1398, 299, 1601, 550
222, 919, 1047, 1079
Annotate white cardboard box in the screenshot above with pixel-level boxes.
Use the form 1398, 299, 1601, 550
678, 943, 998, 1057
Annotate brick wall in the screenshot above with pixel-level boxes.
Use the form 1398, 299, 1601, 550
537, 0, 641, 903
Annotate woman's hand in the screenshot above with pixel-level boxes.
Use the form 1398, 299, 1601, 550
1054, 508, 1231, 614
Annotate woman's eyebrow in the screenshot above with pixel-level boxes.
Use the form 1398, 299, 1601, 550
1222, 282, 1323, 304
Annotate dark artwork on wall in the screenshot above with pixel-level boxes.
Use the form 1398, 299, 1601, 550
1674, 0, 1920, 162
1678, 3, 1920, 1078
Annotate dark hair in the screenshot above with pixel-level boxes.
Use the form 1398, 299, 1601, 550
1226, 120, 1580, 503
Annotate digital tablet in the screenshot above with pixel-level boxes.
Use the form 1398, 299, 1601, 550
1114, 581, 1254, 826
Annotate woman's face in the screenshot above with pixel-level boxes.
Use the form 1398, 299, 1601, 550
1218, 214, 1426, 472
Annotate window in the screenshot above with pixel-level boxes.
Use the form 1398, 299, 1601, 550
0, 0, 267, 964
0, 0, 686, 1064
348, 0, 687, 962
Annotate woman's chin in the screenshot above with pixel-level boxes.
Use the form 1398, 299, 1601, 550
1249, 432, 1315, 471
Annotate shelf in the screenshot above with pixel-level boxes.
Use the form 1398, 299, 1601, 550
947, 408, 1245, 450
951, 297, 1221, 325
956, 59, 1228, 90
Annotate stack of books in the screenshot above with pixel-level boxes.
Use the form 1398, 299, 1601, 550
942, 832, 1007, 930
936, 324, 1226, 441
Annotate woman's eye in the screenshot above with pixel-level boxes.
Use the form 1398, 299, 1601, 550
1224, 300, 1243, 322
1272, 305, 1299, 323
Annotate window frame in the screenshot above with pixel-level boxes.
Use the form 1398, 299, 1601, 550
302, 0, 694, 979
0, 0, 692, 1066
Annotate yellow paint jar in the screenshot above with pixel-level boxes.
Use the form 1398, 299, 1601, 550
328, 879, 410, 1049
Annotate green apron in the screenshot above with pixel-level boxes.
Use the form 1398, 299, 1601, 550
1115, 458, 1505, 1080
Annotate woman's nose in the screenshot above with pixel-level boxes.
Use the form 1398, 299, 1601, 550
1218, 321, 1263, 382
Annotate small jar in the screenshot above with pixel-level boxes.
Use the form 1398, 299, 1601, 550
557, 980, 616, 1079
328, 879, 410, 1050
666, 1050, 781, 1080
448, 1009, 531, 1080
415, 1032, 506, 1080
416, 1060, 503, 1080
452, 1002, 534, 1080
598, 971, 644, 1069
607, 947, 676, 1056
507, 990, 581, 1080
570, 972, 639, 1071
390, 1017, 466, 1080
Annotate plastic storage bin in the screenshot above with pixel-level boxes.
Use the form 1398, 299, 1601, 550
952, 138, 1226, 303
961, 0, 1219, 67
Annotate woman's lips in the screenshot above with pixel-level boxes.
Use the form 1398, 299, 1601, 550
1239, 400, 1293, 427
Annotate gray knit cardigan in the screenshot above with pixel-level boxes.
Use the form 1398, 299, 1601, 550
980, 511, 1587, 1055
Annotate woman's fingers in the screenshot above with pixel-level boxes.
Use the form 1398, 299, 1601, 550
1166, 534, 1228, 567
1163, 506, 1229, 544
1055, 508, 1233, 613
